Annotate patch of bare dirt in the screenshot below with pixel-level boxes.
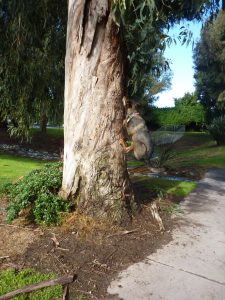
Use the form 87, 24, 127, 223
0, 226, 39, 258
0, 197, 174, 299
0, 198, 42, 268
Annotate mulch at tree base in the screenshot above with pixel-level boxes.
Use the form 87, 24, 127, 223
1, 207, 174, 300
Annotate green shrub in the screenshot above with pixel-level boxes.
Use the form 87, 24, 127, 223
208, 116, 225, 146
6, 162, 68, 225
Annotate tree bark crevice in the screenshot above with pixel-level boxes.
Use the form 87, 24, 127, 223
82, 0, 109, 57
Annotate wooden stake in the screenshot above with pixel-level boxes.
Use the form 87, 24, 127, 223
0, 274, 77, 300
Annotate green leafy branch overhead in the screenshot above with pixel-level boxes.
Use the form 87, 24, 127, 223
111, 0, 220, 97
0, 0, 67, 139
0, 0, 221, 138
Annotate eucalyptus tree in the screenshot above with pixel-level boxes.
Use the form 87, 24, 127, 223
0, 0, 67, 137
61, 0, 220, 223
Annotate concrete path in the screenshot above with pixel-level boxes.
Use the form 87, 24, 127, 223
107, 169, 225, 300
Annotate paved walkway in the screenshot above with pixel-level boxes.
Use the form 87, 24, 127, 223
107, 169, 225, 300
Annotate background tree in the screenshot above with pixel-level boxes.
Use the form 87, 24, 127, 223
137, 69, 172, 129
151, 92, 206, 130
0, 0, 67, 137
194, 9, 225, 122
174, 92, 206, 130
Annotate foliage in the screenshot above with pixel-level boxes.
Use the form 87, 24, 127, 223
174, 92, 206, 128
208, 116, 225, 146
0, 0, 221, 138
5, 162, 68, 225
151, 92, 205, 129
32, 190, 67, 225
194, 9, 225, 121
0, 268, 62, 300
112, 0, 220, 99
0, 0, 67, 139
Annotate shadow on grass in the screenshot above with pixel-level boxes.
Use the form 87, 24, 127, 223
131, 175, 197, 205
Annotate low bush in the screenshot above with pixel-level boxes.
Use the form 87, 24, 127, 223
208, 116, 225, 146
5, 162, 68, 225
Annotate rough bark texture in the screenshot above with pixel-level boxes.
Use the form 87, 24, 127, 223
61, 0, 135, 223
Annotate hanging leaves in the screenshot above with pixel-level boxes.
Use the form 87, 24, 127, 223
111, 0, 220, 98
0, 0, 67, 139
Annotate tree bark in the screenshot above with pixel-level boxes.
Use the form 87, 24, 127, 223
40, 114, 48, 133
61, 0, 136, 223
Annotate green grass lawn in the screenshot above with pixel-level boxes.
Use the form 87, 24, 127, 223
170, 132, 225, 169
129, 132, 225, 202
0, 268, 85, 300
0, 153, 45, 190
0, 269, 62, 300
30, 127, 64, 139
128, 132, 225, 170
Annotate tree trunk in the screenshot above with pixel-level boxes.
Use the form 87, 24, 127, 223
61, 0, 136, 223
0, 120, 8, 130
40, 114, 48, 133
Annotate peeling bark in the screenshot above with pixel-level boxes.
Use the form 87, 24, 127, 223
61, 0, 136, 223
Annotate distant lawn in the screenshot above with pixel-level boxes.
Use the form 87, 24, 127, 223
179, 145, 225, 168
169, 132, 225, 170
30, 127, 64, 139
0, 153, 44, 190
127, 132, 225, 171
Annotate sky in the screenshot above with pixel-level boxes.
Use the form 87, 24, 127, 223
155, 21, 203, 108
